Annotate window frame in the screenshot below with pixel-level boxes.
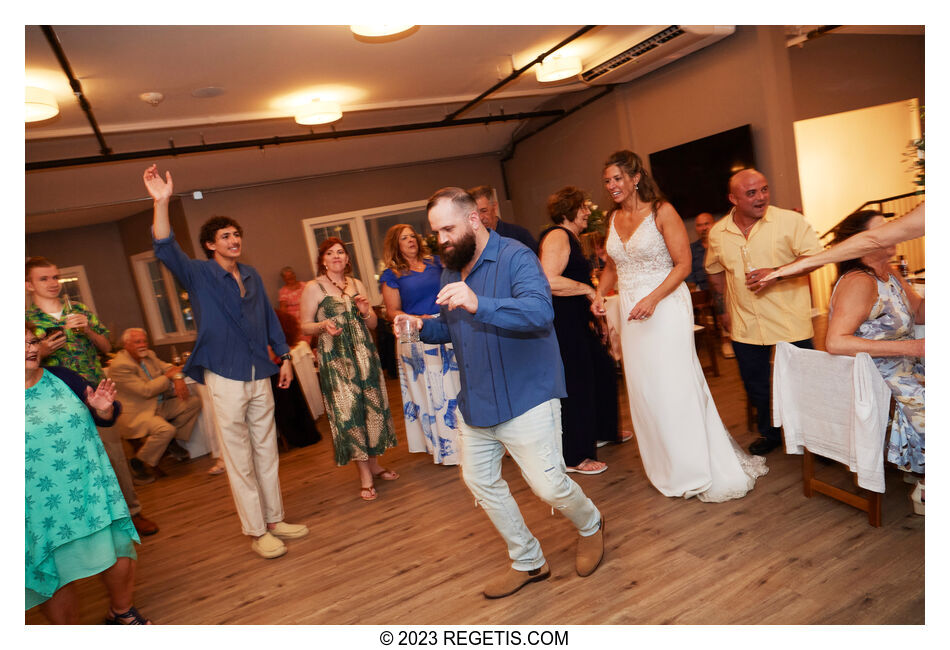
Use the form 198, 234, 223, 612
130, 251, 197, 345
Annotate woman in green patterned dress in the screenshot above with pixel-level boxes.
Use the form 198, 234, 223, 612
25, 323, 151, 624
300, 238, 398, 502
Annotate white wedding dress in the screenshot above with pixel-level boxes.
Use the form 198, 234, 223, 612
606, 213, 768, 502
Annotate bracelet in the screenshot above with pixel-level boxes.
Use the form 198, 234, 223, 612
173, 373, 184, 380
360, 311, 371, 319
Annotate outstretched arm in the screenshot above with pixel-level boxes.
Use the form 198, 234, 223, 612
144, 164, 174, 240
763, 204, 925, 282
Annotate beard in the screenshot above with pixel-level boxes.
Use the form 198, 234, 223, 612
439, 230, 477, 271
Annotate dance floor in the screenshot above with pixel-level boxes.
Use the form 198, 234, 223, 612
26, 329, 924, 625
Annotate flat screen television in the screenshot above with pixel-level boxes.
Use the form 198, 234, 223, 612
648, 124, 756, 221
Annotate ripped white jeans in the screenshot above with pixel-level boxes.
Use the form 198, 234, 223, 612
458, 398, 601, 571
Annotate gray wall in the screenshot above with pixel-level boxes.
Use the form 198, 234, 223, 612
179, 155, 504, 304
789, 33, 924, 121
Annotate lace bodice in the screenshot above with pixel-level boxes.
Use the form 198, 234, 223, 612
606, 212, 687, 313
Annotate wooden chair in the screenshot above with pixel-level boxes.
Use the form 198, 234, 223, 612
772, 342, 893, 527
690, 289, 719, 377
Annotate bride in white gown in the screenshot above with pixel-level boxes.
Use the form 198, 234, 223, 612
591, 150, 767, 502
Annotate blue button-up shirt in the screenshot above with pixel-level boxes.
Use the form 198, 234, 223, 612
687, 239, 710, 291
420, 230, 566, 427
152, 229, 289, 384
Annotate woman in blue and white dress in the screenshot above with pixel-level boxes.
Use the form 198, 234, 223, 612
825, 209, 925, 511
380, 224, 461, 465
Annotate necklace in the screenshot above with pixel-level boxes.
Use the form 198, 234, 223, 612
738, 220, 756, 237
325, 274, 348, 295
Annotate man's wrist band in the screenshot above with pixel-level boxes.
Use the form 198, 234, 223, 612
280, 353, 292, 362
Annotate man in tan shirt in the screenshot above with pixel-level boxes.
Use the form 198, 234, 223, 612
705, 169, 822, 455
108, 328, 202, 480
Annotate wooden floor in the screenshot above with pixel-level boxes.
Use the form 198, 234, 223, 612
26, 324, 924, 625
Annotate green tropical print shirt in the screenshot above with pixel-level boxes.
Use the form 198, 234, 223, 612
26, 302, 110, 384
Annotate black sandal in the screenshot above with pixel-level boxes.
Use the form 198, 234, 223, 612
105, 605, 152, 625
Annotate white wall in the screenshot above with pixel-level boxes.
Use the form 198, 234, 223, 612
793, 98, 921, 236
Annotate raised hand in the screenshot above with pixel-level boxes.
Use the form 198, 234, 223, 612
392, 313, 423, 338
40, 331, 67, 356
85, 378, 117, 412
143, 164, 174, 202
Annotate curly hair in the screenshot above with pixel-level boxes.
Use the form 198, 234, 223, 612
603, 150, 666, 216
546, 186, 589, 225
382, 224, 432, 278
199, 216, 243, 259
316, 237, 352, 277
831, 209, 885, 278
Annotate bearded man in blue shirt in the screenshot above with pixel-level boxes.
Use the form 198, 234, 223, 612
144, 164, 309, 560
397, 187, 605, 599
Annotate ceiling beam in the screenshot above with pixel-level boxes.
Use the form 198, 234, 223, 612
26, 109, 565, 171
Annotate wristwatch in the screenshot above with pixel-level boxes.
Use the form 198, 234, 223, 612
280, 353, 292, 363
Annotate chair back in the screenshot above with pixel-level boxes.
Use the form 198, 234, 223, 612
290, 341, 325, 420
772, 342, 892, 493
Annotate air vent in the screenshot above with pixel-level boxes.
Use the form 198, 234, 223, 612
579, 26, 735, 86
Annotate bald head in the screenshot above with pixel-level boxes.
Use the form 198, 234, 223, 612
728, 168, 770, 221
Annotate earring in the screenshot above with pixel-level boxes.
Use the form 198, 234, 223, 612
635, 183, 639, 191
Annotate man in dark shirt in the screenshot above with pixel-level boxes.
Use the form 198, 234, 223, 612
687, 212, 734, 359
144, 164, 309, 560
398, 187, 604, 600
468, 184, 539, 254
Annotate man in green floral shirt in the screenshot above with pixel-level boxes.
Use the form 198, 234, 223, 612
26, 256, 159, 536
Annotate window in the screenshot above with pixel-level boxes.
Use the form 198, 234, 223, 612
130, 251, 197, 344
57, 265, 98, 313
302, 200, 429, 305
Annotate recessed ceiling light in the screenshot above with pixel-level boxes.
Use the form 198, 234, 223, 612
26, 86, 59, 122
350, 25, 414, 38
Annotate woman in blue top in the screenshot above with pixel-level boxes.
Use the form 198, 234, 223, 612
380, 224, 461, 465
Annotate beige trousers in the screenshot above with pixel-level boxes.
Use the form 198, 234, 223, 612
134, 394, 202, 467
203, 370, 284, 537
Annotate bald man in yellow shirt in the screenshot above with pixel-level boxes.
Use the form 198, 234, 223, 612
705, 169, 822, 455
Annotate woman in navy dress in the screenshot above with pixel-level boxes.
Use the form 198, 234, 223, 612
539, 187, 631, 474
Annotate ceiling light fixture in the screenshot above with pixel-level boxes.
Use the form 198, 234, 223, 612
535, 55, 583, 83
294, 99, 343, 125
350, 25, 414, 38
26, 86, 59, 122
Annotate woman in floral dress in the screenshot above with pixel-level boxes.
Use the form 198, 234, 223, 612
300, 238, 398, 502
825, 209, 925, 511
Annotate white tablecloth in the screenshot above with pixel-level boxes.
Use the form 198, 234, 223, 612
178, 379, 221, 459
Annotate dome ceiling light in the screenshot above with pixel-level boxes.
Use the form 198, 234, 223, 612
350, 25, 414, 38
294, 99, 343, 125
535, 55, 583, 83
26, 86, 59, 122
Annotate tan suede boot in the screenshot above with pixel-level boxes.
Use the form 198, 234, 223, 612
482, 562, 550, 599
576, 517, 605, 577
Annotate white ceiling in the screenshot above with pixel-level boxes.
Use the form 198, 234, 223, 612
25, 24, 923, 233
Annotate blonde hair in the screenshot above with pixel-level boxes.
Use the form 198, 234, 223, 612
382, 224, 432, 278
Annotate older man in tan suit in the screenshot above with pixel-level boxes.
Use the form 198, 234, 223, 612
108, 328, 202, 481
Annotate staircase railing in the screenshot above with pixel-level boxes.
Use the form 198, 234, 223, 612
810, 190, 924, 314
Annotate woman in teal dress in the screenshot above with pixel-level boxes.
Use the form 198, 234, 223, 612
300, 238, 398, 502
825, 210, 925, 511
25, 323, 151, 624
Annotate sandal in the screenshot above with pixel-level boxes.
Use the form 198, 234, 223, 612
105, 605, 152, 625
566, 459, 608, 475
372, 468, 399, 481
360, 485, 378, 502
